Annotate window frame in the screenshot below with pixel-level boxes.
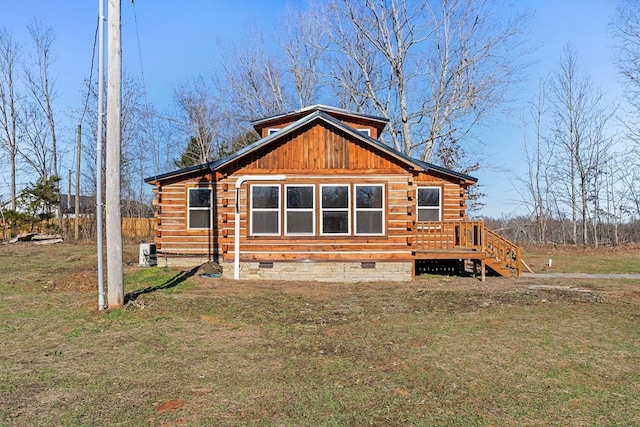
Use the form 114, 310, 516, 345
356, 128, 371, 137
284, 184, 315, 236
354, 184, 385, 236
320, 184, 351, 236
250, 184, 281, 236
416, 186, 442, 222
187, 187, 213, 230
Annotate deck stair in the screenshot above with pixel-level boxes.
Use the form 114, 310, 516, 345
483, 228, 521, 277
414, 221, 522, 278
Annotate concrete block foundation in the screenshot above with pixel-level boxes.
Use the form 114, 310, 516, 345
220, 260, 413, 282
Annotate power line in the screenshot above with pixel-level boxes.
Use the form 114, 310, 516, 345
131, 0, 149, 107
80, 17, 100, 127
71, 15, 100, 199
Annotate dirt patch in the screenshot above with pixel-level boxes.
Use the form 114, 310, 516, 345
195, 261, 223, 276
156, 399, 185, 412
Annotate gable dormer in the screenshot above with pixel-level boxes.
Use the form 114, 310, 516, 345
251, 104, 389, 139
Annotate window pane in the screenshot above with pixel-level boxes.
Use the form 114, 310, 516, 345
286, 211, 313, 234
322, 186, 348, 208
322, 211, 349, 234
189, 189, 210, 208
356, 211, 382, 234
252, 211, 279, 234
252, 186, 279, 208
287, 186, 313, 209
417, 208, 439, 221
418, 188, 439, 207
356, 185, 382, 208
189, 210, 210, 228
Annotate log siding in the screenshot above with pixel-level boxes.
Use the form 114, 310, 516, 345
145, 105, 496, 278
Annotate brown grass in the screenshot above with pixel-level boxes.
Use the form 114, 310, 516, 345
1, 243, 639, 426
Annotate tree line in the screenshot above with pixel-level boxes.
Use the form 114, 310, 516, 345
517, 0, 640, 246
1, 0, 639, 246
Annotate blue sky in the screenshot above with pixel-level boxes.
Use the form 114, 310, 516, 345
0, 0, 625, 218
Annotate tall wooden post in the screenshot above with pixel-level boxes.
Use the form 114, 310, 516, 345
75, 124, 81, 241
106, 0, 123, 308
67, 170, 71, 210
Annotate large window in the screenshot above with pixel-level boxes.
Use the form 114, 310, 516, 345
188, 188, 212, 229
285, 185, 314, 235
355, 184, 384, 235
417, 187, 441, 221
321, 185, 350, 235
251, 185, 280, 235
246, 183, 387, 236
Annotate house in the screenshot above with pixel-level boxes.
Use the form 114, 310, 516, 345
59, 194, 96, 217
58, 195, 153, 218
144, 105, 521, 281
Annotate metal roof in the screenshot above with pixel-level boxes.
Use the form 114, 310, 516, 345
144, 107, 477, 185
250, 104, 389, 128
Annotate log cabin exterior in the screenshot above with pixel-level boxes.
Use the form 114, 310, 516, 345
145, 105, 521, 281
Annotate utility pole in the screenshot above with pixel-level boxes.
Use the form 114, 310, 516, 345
96, 0, 105, 310
75, 124, 81, 241
67, 170, 72, 210
106, 0, 123, 308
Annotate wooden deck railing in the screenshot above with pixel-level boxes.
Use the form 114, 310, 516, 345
414, 221, 522, 276
414, 221, 484, 252
484, 227, 522, 276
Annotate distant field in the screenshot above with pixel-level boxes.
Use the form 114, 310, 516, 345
1, 243, 639, 426
522, 243, 640, 274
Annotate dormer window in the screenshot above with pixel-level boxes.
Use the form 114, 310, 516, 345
267, 128, 280, 136
357, 129, 371, 137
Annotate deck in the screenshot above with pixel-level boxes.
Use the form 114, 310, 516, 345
413, 221, 522, 278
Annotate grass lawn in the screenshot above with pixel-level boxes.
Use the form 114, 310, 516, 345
0, 243, 639, 426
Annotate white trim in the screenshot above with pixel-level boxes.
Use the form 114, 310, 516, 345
320, 184, 350, 236
356, 128, 371, 137
234, 174, 287, 280
187, 187, 212, 230
416, 186, 441, 221
284, 184, 315, 236
240, 250, 411, 254
267, 128, 280, 135
354, 184, 385, 236
250, 184, 281, 236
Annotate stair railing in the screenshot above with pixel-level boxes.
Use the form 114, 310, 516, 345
483, 228, 522, 276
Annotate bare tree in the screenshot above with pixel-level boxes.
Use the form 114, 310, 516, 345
611, 0, 640, 228
17, 100, 53, 181
24, 20, 59, 181
611, 0, 640, 124
278, 6, 326, 108
173, 77, 226, 167
80, 73, 152, 206
217, 25, 294, 122
323, 0, 530, 168
0, 28, 21, 209
548, 44, 615, 246
520, 80, 552, 243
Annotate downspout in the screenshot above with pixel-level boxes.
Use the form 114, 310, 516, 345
234, 174, 286, 280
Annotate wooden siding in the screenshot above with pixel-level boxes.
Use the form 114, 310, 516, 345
151, 121, 471, 265
215, 174, 415, 263
153, 173, 218, 257
227, 123, 403, 173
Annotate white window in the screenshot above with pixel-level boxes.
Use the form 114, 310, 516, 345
355, 184, 384, 235
356, 128, 371, 137
417, 187, 441, 221
188, 188, 212, 229
267, 128, 280, 136
285, 185, 314, 235
250, 185, 280, 235
320, 184, 350, 235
